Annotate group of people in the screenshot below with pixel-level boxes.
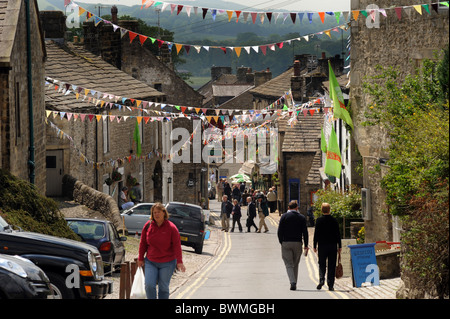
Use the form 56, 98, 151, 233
277, 201, 342, 291
220, 190, 270, 234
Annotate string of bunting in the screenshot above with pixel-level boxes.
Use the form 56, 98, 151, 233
45, 77, 327, 126
70, 2, 350, 57
135, 0, 449, 24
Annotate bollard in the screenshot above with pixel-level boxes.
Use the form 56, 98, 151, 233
130, 260, 137, 285
119, 263, 127, 299
124, 261, 131, 299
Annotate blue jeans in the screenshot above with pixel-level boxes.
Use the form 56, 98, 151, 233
144, 258, 176, 299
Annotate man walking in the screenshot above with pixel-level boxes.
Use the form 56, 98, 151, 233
313, 203, 342, 291
221, 195, 233, 232
255, 194, 269, 233
246, 197, 258, 232
277, 201, 309, 291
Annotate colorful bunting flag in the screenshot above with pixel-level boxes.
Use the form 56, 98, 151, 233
328, 61, 353, 130
324, 126, 341, 179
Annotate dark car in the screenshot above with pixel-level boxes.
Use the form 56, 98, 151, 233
66, 218, 126, 274
165, 202, 206, 254
0, 254, 53, 299
0, 215, 112, 299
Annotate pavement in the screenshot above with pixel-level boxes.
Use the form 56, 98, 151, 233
56, 197, 403, 299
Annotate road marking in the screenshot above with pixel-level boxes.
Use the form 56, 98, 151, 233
175, 230, 232, 299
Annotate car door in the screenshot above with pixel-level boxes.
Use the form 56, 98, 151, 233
123, 204, 153, 234
108, 223, 125, 264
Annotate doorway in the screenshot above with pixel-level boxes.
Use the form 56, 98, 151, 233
46, 150, 64, 197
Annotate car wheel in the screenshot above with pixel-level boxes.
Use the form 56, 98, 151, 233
47, 272, 75, 299
194, 242, 204, 254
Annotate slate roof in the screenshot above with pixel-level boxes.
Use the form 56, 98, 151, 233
281, 111, 323, 153
249, 68, 293, 99
45, 41, 164, 111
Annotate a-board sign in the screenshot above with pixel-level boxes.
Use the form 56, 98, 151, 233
340, 239, 357, 278
348, 243, 380, 287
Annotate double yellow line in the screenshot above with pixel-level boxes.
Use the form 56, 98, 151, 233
175, 220, 232, 299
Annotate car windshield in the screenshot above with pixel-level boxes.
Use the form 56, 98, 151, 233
67, 220, 105, 240
167, 205, 202, 221
0, 215, 9, 232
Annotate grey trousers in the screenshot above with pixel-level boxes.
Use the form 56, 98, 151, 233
281, 241, 302, 284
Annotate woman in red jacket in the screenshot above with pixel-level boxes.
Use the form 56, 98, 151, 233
138, 203, 186, 299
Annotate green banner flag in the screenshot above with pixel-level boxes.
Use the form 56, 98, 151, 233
329, 61, 353, 130
324, 126, 342, 179
133, 121, 141, 157
321, 127, 327, 153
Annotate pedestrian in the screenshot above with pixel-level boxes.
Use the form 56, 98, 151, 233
130, 182, 142, 204
118, 186, 134, 210
267, 187, 277, 214
217, 179, 224, 202
313, 202, 342, 291
232, 184, 241, 203
138, 203, 186, 299
221, 195, 233, 232
246, 197, 258, 232
277, 200, 309, 291
255, 194, 269, 233
231, 199, 243, 232
224, 181, 231, 198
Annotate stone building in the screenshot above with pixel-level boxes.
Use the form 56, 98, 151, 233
0, 0, 47, 193
349, 0, 449, 243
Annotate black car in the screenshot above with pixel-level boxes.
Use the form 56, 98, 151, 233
0, 215, 112, 299
0, 254, 53, 299
166, 202, 206, 254
66, 218, 127, 274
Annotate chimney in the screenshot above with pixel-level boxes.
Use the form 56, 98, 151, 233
111, 6, 118, 24
291, 60, 303, 102
254, 69, 272, 87
39, 11, 66, 44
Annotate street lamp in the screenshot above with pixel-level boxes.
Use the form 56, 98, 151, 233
168, 177, 172, 184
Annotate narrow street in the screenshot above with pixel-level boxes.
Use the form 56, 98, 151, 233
170, 199, 349, 300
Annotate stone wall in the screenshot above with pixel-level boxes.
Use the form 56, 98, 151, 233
349, 0, 449, 242
63, 174, 125, 233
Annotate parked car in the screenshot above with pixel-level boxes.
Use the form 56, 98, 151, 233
165, 202, 206, 254
0, 254, 53, 299
208, 181, 216, 199
66, 218, 126, 273
0, 215, 112, 299
120, 203, 154, 234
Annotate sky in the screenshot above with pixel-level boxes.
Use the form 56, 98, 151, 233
74, 0, 351, 12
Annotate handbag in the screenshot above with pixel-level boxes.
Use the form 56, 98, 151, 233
335, 251, 343, 279
130, 267, 147, 299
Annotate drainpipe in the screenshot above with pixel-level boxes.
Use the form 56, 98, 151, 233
25, 0, 35, 184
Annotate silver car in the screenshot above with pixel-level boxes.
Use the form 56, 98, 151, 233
120, 203, 154, 234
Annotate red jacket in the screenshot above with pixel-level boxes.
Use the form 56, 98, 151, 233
138, 220, 183, 264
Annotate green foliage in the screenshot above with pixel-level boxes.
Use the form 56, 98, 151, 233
362, 48, 449, 298
0, 169, 79, 241
312, 186, 362, 219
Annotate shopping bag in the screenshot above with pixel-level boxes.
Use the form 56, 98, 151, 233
335, 251, 343, 279
130, 267, 146, 299
204, 229, 211, 240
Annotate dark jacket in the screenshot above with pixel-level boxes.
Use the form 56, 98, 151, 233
232, 204, 241, 218
221, 200, 233, 218
277, 209, 309, 246
313, 215, 342, 249
247, 202, 257, 219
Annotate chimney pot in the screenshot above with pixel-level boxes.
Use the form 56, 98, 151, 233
111, 5, 118, 24
293, 60, 301, 76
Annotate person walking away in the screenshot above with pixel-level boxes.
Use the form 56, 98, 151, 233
118, 187, 134, 210
246, 197, 258, 232
138, 203, 186, 299
277, 201, 309, 291
256, 194, 269, 233
232, 184, 241, 203
224, 181, 231, 198
130, 182, 142, 204
231, 199, 243, 232
267, 187, 277, 214
313, 202, 342, 291
221, 195, 233, 232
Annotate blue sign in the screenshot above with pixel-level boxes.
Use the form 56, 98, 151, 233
348, 243, 380, 288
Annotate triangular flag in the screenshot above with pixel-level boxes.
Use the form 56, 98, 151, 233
175, 43, 183, 54
307, 12, 314, 23
318, 12, 325, 23
129, 31, 138, 43
413, 5, 422, 15
235, 10, 241, 22
290, 12, 296, 23
177, 5, 183, 15
260, 45, 267, 55
395, 7, 402, 20
251, 12, 257, 24
139, 35, 147, 46
352, 10, 360, 21
227, 10, 233, 21
234, 47, 241, 57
